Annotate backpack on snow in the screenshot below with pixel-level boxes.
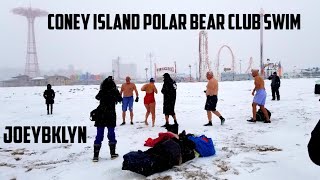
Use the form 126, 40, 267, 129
256, 108, 271, 122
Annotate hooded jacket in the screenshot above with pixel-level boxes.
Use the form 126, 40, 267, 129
94, 78, 122, 127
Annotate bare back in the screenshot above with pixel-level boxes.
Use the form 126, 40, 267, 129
141, 83, 157, 94
206, 78, 218, 96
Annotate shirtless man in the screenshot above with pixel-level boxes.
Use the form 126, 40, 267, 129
204, 71, 225, 126
120, 76, 139, 125
247, 69, 271, 123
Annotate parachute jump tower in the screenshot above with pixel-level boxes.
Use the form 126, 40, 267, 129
12, 6, 48, 77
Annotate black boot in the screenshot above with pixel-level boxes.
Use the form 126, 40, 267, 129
93, 144, 101, 162
109, 143, 119, 159
204, 121, 213, 126
161, 122, 169, 127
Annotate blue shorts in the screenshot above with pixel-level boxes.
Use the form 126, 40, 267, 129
122, 96, 134, 112
253, 89, 267, 106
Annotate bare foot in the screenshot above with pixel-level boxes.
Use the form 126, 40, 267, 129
145, 121, 149, 125
152, 123, 155, 127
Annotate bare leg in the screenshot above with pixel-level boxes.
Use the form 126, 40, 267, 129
165, 115, 169, 124
130, 110, 134, 123
207, 111, 212, 123
150, 103, 156, 127
122, 111, 126, 123
260, 105, 270, 122
213, 111, 221, 117
252, 103, 257, 120
144, 104, 150, 125
172, 115, 178, 124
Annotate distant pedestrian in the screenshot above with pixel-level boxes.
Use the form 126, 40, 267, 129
161, 73, 178, 127
268, 72, 281, 101
43, 84, 55, 115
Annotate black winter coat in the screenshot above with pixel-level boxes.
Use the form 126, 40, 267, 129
161, 79, 177, 102
308, 120, 320, 166
268, 75, 281, 88
161, 79, 177, 115
94, 88, 122, 127
43, 89, 55, 104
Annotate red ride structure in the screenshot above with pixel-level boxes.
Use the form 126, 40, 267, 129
12, 7, 48, 78
198, 31, 211, 81
216, 45, 235, 80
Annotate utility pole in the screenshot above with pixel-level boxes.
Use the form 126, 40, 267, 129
117, 56, 120, 81
189, 64, 192, 82
148, 53, 153, 78
260, 8, 265, 77
145, 68, 148, 81
194, 61, 198, 81
267, 58, 270, 77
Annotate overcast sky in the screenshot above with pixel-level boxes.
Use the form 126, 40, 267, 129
0, 0, 319, 78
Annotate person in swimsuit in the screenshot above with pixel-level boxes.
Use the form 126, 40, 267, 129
141, 78, 158, 127
248, 69, 271, 123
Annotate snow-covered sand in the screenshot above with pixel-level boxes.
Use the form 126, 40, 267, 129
0, 78, 319, 180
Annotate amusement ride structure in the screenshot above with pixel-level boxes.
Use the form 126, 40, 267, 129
12, 6, 48, 78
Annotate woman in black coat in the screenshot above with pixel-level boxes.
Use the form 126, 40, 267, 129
161, 73, 178, 127
43, 84, 55, 115
93, 76, 122, 162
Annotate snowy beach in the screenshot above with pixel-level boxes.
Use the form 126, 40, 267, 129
0, 78, 319, 180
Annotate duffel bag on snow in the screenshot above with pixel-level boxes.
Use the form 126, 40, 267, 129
188, 135, 215, 157
122, 150, 159, 176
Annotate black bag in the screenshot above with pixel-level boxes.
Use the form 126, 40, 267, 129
90, 107, 102, 121
256, 108, 271, 121
165, 124, 179, 134
122, 150, 159, 176
315, 84, 320, 94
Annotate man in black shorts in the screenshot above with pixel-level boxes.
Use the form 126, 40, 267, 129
204, 71, 225, 126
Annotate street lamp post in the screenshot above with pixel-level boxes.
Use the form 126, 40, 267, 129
260, 8, 265, 77
267, 59, 270, 77
145, 68, 148, 82
188, 64, 192, 82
